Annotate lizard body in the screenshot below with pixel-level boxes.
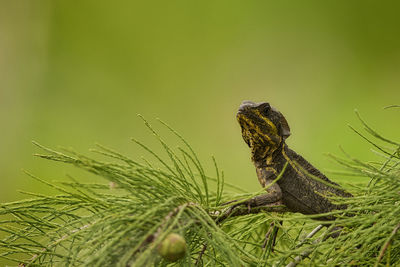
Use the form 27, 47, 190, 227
237, 101, 352, 220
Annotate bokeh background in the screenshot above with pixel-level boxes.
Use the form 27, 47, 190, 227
1, 1, 399, 204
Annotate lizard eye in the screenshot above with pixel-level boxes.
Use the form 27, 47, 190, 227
262, 103, 271, 116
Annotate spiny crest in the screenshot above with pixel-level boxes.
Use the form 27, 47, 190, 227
236, 101, 291, 161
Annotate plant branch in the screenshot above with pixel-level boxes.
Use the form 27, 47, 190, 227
285, 225, 324, 267
375, 222, 400, 266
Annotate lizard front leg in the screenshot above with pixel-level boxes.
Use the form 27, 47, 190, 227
253, 167, 283, 206
216, 169, 285, 223
215, 200, 287, 223
223, 179, 283, 213
248, 183, 283, 207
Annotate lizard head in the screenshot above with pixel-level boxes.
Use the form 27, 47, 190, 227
237, 101, 291, 161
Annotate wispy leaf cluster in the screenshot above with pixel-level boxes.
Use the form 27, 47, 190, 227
0, 118, 261, 266
1, 113, 399, 266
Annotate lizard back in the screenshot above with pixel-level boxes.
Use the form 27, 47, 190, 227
275, 145, 352, 220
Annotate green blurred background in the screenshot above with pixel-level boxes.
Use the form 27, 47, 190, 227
1, 1, 399, 203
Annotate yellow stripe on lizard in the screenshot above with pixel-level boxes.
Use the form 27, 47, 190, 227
281, 145, 305, 178
253, 109, 278, 135
238, 114, 276, 145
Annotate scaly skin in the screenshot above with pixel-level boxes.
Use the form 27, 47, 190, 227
237, 101, 352, 220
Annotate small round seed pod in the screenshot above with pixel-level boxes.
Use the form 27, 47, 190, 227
157, 233, 187, 261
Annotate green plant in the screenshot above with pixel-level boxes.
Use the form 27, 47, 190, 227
1, 112, 399, 266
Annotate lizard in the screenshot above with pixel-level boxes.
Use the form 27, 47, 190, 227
234, 100, 353, 221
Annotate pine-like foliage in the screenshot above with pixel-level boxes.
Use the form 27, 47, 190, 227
0, 113, 399, 266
